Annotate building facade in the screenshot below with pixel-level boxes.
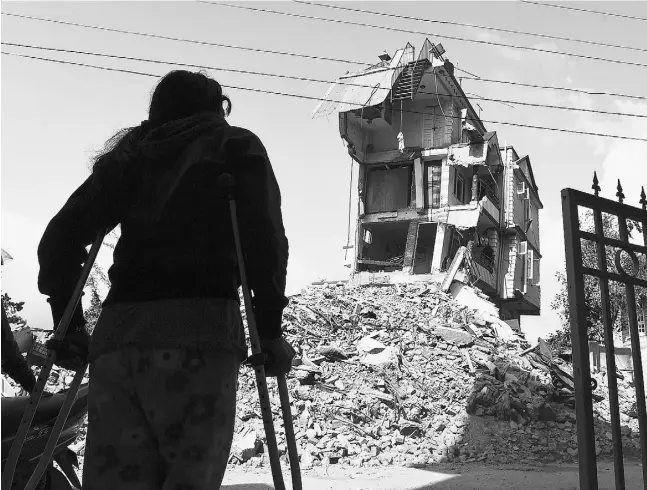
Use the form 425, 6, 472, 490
314, 40, 542, 323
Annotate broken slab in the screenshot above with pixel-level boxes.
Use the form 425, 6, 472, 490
450, 282, 499, 318
435, 325, 473, 346
361, 346, 399, 367
357, 336, 386, 354
481, 314, 516, 341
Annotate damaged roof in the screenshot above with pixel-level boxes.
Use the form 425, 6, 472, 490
311, 67, 396, 119
311, 46, 413, 119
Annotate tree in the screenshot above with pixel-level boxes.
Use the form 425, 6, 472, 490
548, 210, 646, 353
1, 293, 28, 329
84, 263, 110, 334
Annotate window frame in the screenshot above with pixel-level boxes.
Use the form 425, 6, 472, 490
424, 161, 442, 209
453, 167, 465, 203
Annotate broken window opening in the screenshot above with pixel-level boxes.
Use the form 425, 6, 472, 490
357, 221, 410, 272
365, 164, 412, 214
476, 173, 499, 207
441, 227, 463, 272
524, 199, 533, 233
413, 223, 438, 274
471, 243, 495, 273
453, 167, 465, 202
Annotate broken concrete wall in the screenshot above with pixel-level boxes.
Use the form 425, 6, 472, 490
368, 98, 423, 152
501, 235, 517, 299
447, 142, 487, 167
403, 221, 419, 273
340, 113, 368, 162
365, 165, 412, 213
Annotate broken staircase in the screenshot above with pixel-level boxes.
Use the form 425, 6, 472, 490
391, 60, 429, 101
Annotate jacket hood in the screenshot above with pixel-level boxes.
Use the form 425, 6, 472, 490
139, 112, 228, 161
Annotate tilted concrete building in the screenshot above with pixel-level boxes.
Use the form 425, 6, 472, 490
314, 40, 542, 325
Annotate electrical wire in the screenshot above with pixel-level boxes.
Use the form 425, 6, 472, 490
5, 42, 645, 119
344, 157, 353, 261
296, 0, 647, 53
204, 2, 647, 68
0, 11, 363, 66
520, 1, 647, 22
4, 50, 646, 142
3, 12, 646, 101
435, 72, 446, 117
459, 76, 647, 101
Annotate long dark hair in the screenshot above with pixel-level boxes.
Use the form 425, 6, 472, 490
92, 70, 231, 171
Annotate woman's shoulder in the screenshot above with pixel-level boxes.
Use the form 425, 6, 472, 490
222, 125, 268, 155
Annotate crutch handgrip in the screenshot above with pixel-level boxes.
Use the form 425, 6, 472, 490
218, 172, 236, 200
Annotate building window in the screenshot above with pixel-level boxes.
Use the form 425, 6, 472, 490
453, 168, 465, 203
524, 199, 533, 232
425, 162, 441, 209
639, 309, 646, 335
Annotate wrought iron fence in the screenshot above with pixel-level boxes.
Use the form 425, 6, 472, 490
562, 173, 647, 489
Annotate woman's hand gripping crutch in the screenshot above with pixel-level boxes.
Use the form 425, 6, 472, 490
219, 173, 302, 490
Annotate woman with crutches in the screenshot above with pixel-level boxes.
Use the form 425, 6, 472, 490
37, 70, 296, 490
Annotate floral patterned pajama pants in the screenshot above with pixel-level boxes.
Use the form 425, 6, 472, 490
81, 345, 240, 490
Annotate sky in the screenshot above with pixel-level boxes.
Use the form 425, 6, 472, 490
1, 1, 646, 341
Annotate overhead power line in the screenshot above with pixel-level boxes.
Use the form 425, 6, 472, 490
3, 50, 646, 142
459, 76, 647, 102
3, 11, 646, 101
0, 11, 363, 66
5, 42, 646, 119
204, 2, 647, 68
295, 0, 647, 53
520, 1, 647, 22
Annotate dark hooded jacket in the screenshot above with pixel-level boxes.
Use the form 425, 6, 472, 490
37, 113, 289, 341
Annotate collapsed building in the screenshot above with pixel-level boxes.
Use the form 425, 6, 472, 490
313, 40, 542, 326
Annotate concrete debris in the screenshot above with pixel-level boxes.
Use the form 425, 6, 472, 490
357, 336, 386, 354
434, 325, 473, 347
232, 430, 263, 463
3, 281, 642, 475
360, 346, 399, 368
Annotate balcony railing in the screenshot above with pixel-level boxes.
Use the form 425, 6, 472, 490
477, 179, 500, 209
465, 243, 497, 292
472, 248, 495, 273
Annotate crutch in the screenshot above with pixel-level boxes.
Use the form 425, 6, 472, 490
2, 230, 105, 490
219, 173, 302, 490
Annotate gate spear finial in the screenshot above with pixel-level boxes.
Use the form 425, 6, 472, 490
640, 186, 646, 210
616, 179, 625, 204
592, 171, 601, 196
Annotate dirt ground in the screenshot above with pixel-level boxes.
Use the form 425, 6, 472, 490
221, 461, 645, 490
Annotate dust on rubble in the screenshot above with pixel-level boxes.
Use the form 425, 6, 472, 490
4, 281, 642, 479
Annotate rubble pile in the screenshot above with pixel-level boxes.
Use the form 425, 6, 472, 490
229, 282, 643, 468
3, 281, 643, 472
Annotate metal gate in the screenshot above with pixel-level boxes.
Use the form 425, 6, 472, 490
562, 175, 647, 489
